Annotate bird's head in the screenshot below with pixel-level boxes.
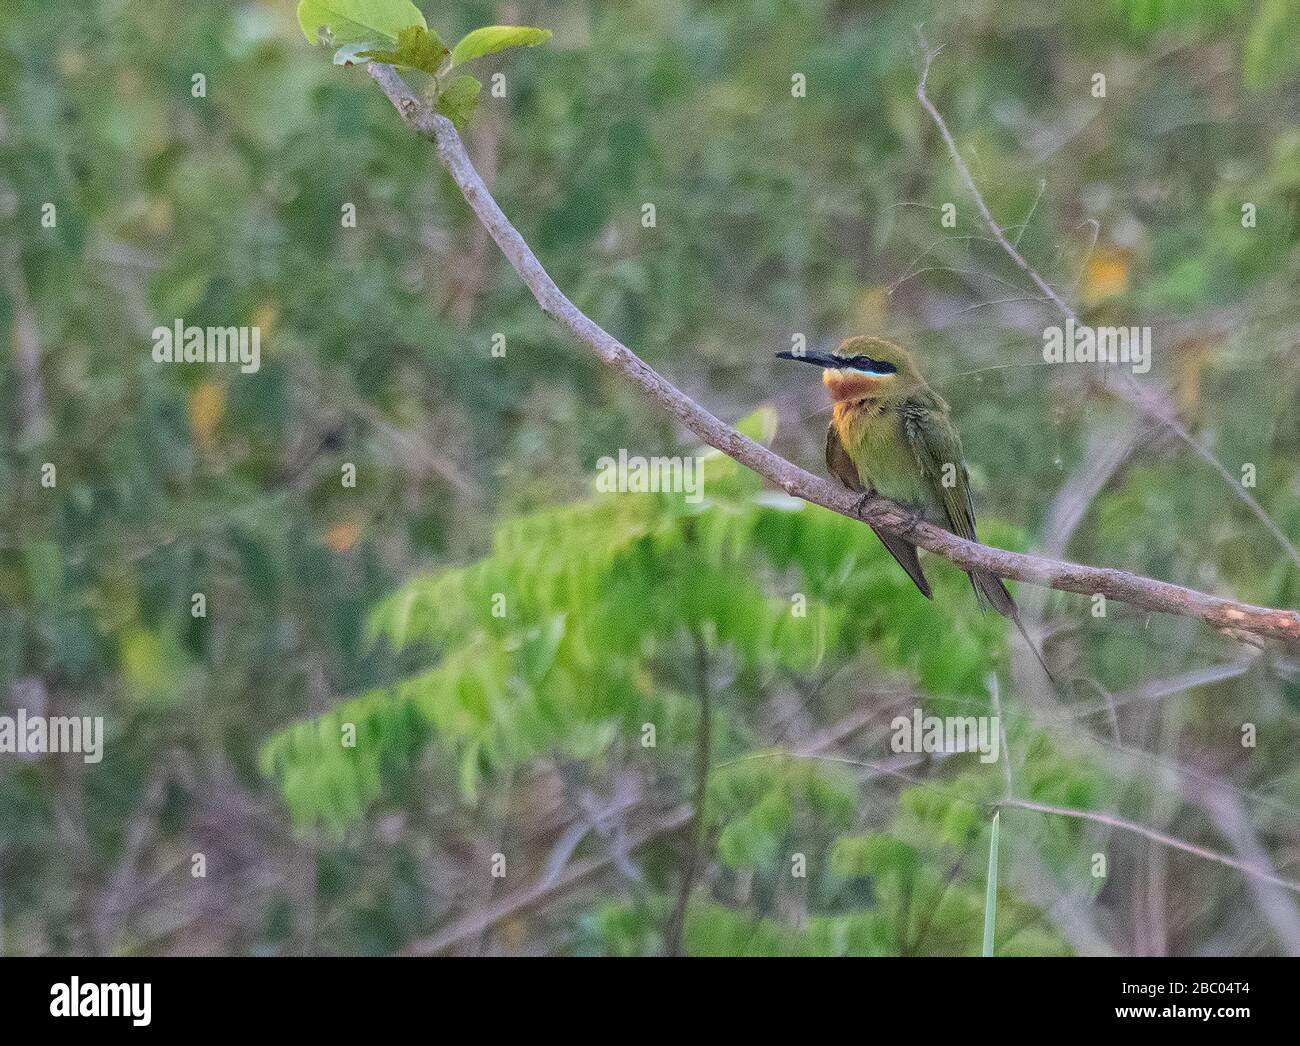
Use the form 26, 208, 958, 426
775, 336, 922, 402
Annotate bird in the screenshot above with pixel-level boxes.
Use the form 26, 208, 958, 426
776, 335, 1056, 684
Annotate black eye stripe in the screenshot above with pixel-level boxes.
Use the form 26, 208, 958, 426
843, 356, 897, 374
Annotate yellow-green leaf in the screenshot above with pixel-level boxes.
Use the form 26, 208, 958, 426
449, 25, 551, 67
297, 0, 426, 46
358, 25, 447, 75
435, 74, 481, 129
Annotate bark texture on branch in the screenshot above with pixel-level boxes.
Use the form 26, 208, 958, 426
367, 62, 1300, 644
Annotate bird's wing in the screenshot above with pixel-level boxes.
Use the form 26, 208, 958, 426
827, 423, 932, 600
902, 398, 1019, 616
899, 398, 1055, 682
901, 398, 978, 541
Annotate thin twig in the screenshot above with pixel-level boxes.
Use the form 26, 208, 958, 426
1197, 787, 1300, 956
916, 43, 1078, 320
998, 797, 1300, 897
722, 748, 1300, 899
399, 806, 693, 956
4, 258, 51, 444
664, 631, 713, 956
1012, 179, 1046, 248
401, 700, 913, 956
914, 35, 1300, 574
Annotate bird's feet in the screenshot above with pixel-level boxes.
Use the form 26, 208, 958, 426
852, 492, 874, 520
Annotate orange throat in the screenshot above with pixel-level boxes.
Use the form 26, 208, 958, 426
822, 369, 888, 403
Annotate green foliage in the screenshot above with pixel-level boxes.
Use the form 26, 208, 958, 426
1111, 0, 1300, 92
709, 755, 857, 869
1244, 0, 1300, 91
267, 408, 893, 822
1113, 0, 1241, 33
449, 26, 553, 68
300, 2, 549, 133
297, 0, 426, 46
683, 903, 884, 957
435, 74, 482, 129
659, 810, 1074, 954
259, 683, 431, 833
6, 0, 1298, 958
259, 400, 1092, 954
820, 803, 1074, 957
830, 833, 921, 879
299, 0, 547, 133
358, 26, 448, 77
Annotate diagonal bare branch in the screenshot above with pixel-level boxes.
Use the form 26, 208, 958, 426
366, 62, 1300, 644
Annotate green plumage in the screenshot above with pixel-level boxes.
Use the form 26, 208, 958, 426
769, 337, 1055, 686
777, 335, 1056, 685
821, 338, 1013, 614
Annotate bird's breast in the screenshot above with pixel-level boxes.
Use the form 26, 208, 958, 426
833, 401, 932, 510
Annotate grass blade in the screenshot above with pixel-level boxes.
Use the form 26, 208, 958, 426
982, 810, 1000, 957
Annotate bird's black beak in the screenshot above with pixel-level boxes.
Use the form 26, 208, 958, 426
774, 350, 840, 369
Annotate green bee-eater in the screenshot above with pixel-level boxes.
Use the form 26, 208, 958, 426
777, 335, 1054, 681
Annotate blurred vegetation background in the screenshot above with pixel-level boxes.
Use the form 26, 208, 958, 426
2, 0, 1299, 955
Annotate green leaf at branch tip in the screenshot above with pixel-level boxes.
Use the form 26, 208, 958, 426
296, 0, 427, 46
435, 74, 481, 130
358, 25, 448, 76
449, 25, 551, 67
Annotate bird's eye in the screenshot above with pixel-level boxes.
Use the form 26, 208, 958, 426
849, 357, 897, 375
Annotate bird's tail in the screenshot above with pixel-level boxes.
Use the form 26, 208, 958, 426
969, 570, 1059, 690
